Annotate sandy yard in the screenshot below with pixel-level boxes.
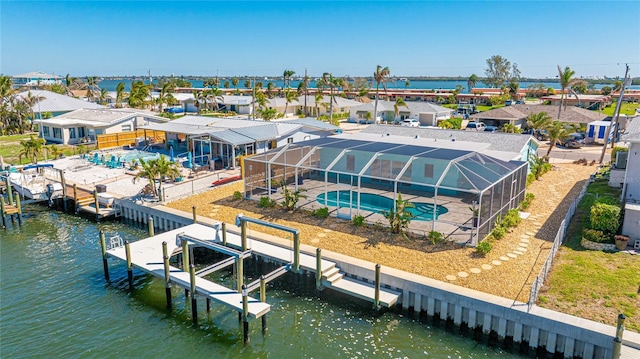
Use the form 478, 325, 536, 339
166, 163, 597, 302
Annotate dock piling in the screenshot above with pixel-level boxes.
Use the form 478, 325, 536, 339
237, 255, 244, 293
182, 237, 190, 297
148, 216, 154, 236
61, 175, 67, 213
222, 222, 227, 246
73, 184, 78, 213
315, 248, 322, 290
374, 264, 381, 310
14, 192, 22, 226
1, 198, 6, 229
242, 284, 249, 345
192, 206, 197, 223
125, 240, 133, 289
162, 241, 172, 310
5, 177, 13, 205
190, 264, 198, 326
612, 313, 626, 358
293, 232, 300, 273
93, 190, 99, 220
260, 275, 267, 333
100, 231, 110, 282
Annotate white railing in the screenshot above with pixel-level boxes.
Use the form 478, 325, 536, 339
528, 180, 590, 311
107, 234, 124, 250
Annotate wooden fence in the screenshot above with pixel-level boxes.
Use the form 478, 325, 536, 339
97, 130, 166, 150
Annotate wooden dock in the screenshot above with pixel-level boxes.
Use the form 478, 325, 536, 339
107, 223, 399, 309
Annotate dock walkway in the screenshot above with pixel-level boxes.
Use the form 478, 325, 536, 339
106, 224, 270, 318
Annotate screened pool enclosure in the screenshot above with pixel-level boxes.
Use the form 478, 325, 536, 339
243, 137, 528, 245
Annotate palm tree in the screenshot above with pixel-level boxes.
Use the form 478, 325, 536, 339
283, 88, 297, 117
526, 112, 552, 135
115, 82, 126, 108
557, 65, 579, 119
314, 92, 324, 117
207, 87, 224, 112
158, 82, 176, 112
404, 80, 411, 89
266, 82, 275, 98
546, 121, 571, 157
99, 88, 108, 105
153, 156, 181, 201
260, 108, 278, 121
128, 81, 149, 109
320, 73, 344, 123
192, 90, 206, 114
22, 91, 45, 131
373, 65, 391, 124
393, 98, 408, 123
133, 158, 159, 197
244, 80, 251, 89
283, 69, 295, 89
502, 123, 522, 134
467, 74, 479, 93
19, 135, 45, 164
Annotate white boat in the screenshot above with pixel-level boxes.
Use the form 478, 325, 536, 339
7, 164, 60, 201
98, 193, 114, 207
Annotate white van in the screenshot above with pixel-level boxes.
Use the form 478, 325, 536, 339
402, 119, 420, 127
465, 122, 486, 131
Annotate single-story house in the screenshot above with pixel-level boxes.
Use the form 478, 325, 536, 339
12, 71, 62, 87
140, 116, 339, 169
361, 125, 539, 164
469, 104, 607, 128
36, 108, 169, 145
297, 95, 363, 117
539, 94, 612, 110
17, 89, 106, 118
181, 94, 253, 115
619, 117, 640, 246
349, 100, 453, 125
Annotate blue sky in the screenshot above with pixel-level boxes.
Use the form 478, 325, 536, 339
1, 1, 639, 78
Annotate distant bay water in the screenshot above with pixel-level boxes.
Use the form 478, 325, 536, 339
98, 79, 636, 93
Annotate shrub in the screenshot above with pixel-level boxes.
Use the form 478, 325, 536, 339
491, 226, 507, 240
313, 207, 329, 219
502, 209, 522, 228
258, 196, 275, 208
382, 193, 415, 239
352, 215, 365, 226
280, 181, 306, 211
582, 228, 611, 243
526, 173, 536, 187
232, 191, 243, 201
476, 241, 492, 255
519, 193, 535, 210
594, 195, 619, 206
590, 202, 621, 234
427, 231, 444, 245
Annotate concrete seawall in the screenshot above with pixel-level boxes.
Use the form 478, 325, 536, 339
115, 198, 640, 359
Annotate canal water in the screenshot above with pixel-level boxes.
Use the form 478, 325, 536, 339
0, 206, 525, 358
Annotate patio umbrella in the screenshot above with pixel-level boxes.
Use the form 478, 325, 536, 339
187, 152, 193, 169
169, 146, 174, 162
93, 153, 99, 162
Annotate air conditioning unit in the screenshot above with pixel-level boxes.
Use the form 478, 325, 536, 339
615, 151, 628, 169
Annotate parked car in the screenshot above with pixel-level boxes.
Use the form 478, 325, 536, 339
465, 122, 486, 131
560, 133, 586, 148
484, 125, 499, 132
402, 119, 420, 127
534, 129, 549, 140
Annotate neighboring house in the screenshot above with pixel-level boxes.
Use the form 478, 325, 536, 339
36, 108, 168, 145
539, 94, 612, 111
620, 117, 640, 245
297, 95, 362, 117
140, 116, 339, 169
182, 94, 253, 115
17, 89, 106, 118
265, 97, 300, 118
469, 104, 607, 128
12, 71, 62, 87
361, 125, 539, 164
349, 100, 453, 125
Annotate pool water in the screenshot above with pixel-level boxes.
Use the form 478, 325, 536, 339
118, 150, 165, 163
316, 191, 448, 221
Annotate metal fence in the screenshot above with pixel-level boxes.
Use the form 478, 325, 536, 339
527, 180, 590, 311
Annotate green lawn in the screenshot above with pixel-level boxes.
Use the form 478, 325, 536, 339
538, 178, 640, 332
0, 133, 93, 166
599, 102, 640, 116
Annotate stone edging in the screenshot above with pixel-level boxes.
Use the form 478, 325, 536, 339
581, 238, 617, 251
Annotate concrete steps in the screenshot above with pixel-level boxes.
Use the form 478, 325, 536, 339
320, 264, 400, 308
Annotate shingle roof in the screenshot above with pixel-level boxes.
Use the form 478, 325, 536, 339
351, 100, 452, 114
39, 108, 169, 127
297, 95, 362, 108
280, 117, 339, 131
361, 125, 534, 153
13, 71, 61, 79
17, 90, 106, 113
470, 104, 606, 123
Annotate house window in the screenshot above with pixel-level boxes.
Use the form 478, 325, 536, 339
268, 139, 277, 149
121, 124, 132, 132
78, 127, 85, 138
287, 137, 293, 144
69, 128, 76, 139
43, 126, 50, 136
424, 164, 434, 178
53, 127, 62, 139
346, 154, 355, 172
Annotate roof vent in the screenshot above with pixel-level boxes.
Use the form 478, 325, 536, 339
414, 135, 419, 139
451, 138, 456, 142
386, 133, 390, 136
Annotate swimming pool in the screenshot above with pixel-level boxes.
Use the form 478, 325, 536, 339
118, 150, 166, 163
316, 191, 448, 221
